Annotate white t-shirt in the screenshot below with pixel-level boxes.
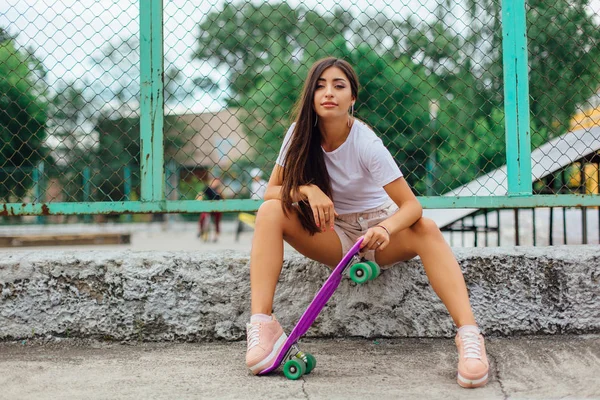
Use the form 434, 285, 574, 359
275, 120, 403, 214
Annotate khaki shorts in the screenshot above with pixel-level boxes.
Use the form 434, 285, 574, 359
333, 199, 399, 267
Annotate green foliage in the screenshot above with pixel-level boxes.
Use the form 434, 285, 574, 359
464, 0, 600, 138
527, 0, 600, 137
90, 114, 190, 201
0, 34, 48, 200
349, 48, 435, 194
45, 82, 98, 201
194, 3, 352, 105
435, 106, 506, 193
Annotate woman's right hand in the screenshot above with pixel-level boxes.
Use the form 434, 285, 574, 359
301, 184, 337, 231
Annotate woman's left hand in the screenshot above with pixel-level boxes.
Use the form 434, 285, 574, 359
360, 225, 390, 251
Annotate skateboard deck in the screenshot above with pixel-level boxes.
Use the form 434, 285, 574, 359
258, 237, 368, 377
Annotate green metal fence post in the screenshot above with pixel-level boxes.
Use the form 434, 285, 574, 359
140, 0, 165, 204
502, 0, 533, 196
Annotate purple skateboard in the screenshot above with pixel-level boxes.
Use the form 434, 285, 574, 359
258, 237, 380, 379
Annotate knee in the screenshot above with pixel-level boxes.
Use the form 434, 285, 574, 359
411, 217, 440, 237
255, 199, 285, 225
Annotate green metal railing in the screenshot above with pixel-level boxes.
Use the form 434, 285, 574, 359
0, 0, 599, 219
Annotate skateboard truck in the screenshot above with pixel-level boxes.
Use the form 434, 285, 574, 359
280, 344, 316, 379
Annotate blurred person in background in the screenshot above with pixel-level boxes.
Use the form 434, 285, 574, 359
196, 176, 224, 242
250, 168, 267, 200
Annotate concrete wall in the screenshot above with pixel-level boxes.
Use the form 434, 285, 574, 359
1, 246, 598, 341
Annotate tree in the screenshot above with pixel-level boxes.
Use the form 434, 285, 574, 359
348, 47, 435, 195
527, 0, 600, 138
194, 2, 352, 105
91, 113, 190, 202
462, 0, 600, 139
0, 32, 49, 201
45, 81, 99, 201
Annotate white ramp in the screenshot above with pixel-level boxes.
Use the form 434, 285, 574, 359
423, 126, 600, 228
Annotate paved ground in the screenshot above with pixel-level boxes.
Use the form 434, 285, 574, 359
0, 335, 599, 400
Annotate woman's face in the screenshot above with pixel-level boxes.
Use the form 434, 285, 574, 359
313, 66, 354, 121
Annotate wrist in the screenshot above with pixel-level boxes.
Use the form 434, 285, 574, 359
298, 184, 313, 199
375, 224, 392, 238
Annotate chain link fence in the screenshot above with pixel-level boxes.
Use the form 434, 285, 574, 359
1, 0, 599, 222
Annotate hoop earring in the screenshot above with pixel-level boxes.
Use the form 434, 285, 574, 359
347, 103, 354, 127
314, 114, 318, 127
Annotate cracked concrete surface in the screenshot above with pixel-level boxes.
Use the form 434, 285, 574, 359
0, 335, 599, 399
487, 351, 509, 400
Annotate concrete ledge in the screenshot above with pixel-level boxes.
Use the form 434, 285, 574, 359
1, 246, 599, 341
0, 233, 131, 247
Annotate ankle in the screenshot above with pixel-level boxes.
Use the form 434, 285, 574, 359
457, 325, 480, 336
250, 313, 272, 323
455, 317, 478, 329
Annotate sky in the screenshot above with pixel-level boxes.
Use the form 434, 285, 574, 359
1, 0, 600, 115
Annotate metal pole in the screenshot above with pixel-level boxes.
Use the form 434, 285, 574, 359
472, 214, 477, 247
497, 209, 501, 246
582, 207, 588, 245
514, 208, 520, 246
484, 211, 489, 247
532, 207, 536, 246
580, 164, 588, 244
502, 0, 532, 196
561, 170, 567, 244
549, 207, 554, 246
563, 207, 567, 245
140, 0, 165, 204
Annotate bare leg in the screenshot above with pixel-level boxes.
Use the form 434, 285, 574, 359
376, 217, 477, 327
250, 200, 343, 315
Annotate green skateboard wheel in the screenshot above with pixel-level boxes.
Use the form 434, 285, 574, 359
283, 358, 306, 380
304, 353, 317, 374
349, 262, 372, 284
365, 261, 381, 280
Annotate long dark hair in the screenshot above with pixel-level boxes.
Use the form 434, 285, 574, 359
280, 57, 360, 234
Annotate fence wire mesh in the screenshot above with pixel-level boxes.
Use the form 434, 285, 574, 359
0, 0, 599, 215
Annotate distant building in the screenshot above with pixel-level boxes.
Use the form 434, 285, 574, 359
168, 108, 251, 170
166, 108, 253, 199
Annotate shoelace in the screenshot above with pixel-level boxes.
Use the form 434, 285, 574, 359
460, 331, 482, 359
246, 323, 260, 350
